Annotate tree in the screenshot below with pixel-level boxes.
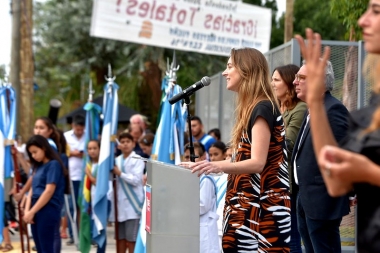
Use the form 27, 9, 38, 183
294, 0, 346, 40
330, 0, 368, 111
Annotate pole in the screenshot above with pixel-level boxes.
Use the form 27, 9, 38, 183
113, 173, 120, 253
184, 96, 198, 162
284, 0, 294, 43
19, 0, 34, 141
9, 0, 21, 126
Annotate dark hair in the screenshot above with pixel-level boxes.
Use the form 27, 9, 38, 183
138, 133, 155, 146
208, 128, 221, 141
184, 142, 205, 157
210, 141, 226, 153
26, 135, 70, 194
35, 117, 62, 152
119, 132, 134, 142
272, 64, 301, 110
57, 129, 67, 155
73, 114, 85, 126
88, 139, 101, 148
190, 116, 202, 125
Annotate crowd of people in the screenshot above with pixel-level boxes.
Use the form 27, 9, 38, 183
2, 1, 380, 252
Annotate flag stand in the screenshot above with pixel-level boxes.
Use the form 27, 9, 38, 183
113, 173, 120, 253
183, 96, 198, 162
12, 147, 31, 253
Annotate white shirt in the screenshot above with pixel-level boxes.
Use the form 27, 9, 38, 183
64, 130, 85, 181
108, 152, 145, 222
294, 113, 310, 185
200, 175, 220, 253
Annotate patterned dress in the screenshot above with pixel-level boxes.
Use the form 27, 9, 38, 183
222, 101, 291, 253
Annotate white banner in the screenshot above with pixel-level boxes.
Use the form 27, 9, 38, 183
90, 0, 272, 56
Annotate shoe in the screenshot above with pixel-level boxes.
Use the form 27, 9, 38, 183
32, 246, 37, 251
66, 239, 74, 246
1, 244, 14, 252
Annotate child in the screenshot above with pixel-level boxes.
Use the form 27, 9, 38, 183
82, 140, 106, 253
111, 132, 145, 253
208, 141, 228, 250
183, 142, 219, 253
23, 135, 68, 253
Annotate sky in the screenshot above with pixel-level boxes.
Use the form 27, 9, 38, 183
0, 0, 286, 71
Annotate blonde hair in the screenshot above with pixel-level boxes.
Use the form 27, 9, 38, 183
363, 54, 380, 133
229, 48, 279, 150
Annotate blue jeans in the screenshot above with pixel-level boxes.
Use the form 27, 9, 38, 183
290, 192, 302, 252
297, 194, 342, 253
31, 200, 61, 253
67, 180, 81, 239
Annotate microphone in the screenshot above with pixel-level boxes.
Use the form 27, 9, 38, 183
169, 76, 211, 105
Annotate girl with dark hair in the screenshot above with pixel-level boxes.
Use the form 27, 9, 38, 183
23, 135, 68, 253
272, 64, 307, 252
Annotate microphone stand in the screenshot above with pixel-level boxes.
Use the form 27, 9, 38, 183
183, 96, 198, 162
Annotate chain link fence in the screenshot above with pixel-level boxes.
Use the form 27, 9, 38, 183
196, 39, 372, 251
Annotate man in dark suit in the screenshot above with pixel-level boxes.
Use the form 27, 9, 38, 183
291, 60, 350, 253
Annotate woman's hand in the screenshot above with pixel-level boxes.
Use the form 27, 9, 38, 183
295, 28, 331, 104
319, 145, 372, 184
180, 160, 223, 177
23, 210, 35, 224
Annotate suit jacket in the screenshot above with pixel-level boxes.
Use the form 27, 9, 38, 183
291, 92, 350, 220
283, 101, 307, 193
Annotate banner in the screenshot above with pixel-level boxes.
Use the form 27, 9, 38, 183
90, 0, 272, 56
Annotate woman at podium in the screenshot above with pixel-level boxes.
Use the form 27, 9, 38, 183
185, 48, 290, 252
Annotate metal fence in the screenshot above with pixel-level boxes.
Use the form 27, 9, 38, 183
195, 39, 372, 251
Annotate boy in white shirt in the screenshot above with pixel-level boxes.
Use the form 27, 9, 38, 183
110, 132, 145, 253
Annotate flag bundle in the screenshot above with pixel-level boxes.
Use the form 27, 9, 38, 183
151, 52, 187, 165
79, 81, 102, 253
0, 82, 17, 243
92, 68, 119, 249
135, 52, 187, 253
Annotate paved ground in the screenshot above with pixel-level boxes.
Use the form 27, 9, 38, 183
7, 226, 117, 252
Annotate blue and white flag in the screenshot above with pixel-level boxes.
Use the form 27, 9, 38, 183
0, 83, 17, 244
151, 81, 186, 164
0, 85, 16, 178
135, 64, 187, 253
92, 79, 119, 248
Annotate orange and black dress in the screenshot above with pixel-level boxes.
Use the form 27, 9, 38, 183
222, 100, 291, 253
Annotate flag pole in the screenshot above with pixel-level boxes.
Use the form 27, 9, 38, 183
112, 173, 120, 253
106, 65, 120, 253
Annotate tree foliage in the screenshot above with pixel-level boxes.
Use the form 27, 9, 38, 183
330, 0, 369, 41
293, 0, 346, 40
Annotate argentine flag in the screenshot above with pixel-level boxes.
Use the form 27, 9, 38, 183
92, 80, 119, 248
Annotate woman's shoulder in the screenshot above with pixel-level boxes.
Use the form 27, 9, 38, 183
290, 101, 307, 112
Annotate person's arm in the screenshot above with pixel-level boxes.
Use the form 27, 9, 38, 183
285, 103, 307, 152
118, 160, 145, 186
295, 29, 352, 196
13, 176, 32, 202
190, 117, 271, 176
200, 177, 215, 215
24, 184, 56, 223
24, 187, 33, 213
16, 152, 31, 175
320, 145, 380, 189
85, 167, 96, 185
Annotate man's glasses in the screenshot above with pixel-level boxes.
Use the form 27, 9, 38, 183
294, 74, 307, 82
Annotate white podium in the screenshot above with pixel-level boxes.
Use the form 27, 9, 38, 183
146, 160, 200, 253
